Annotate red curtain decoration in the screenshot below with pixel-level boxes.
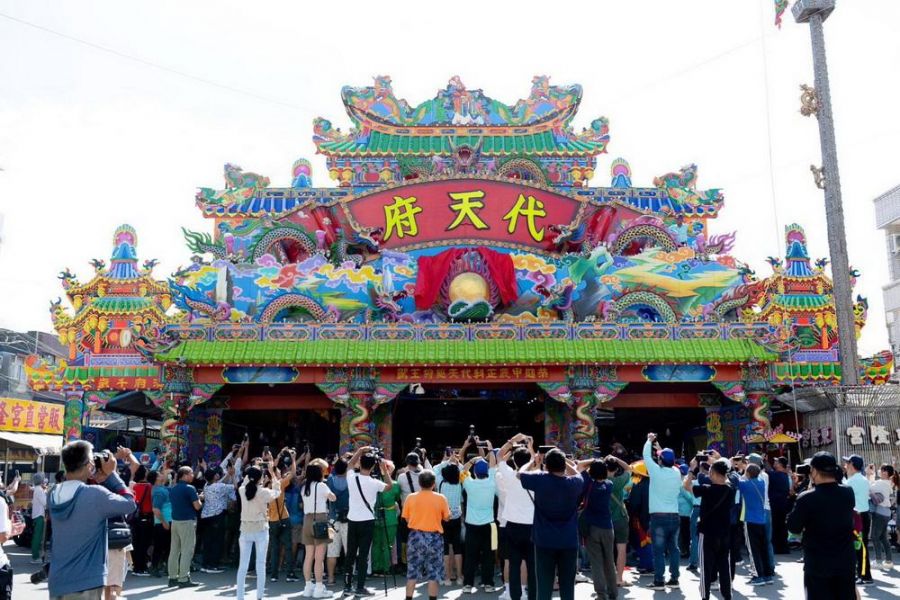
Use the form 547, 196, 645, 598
414, 247, 518, 310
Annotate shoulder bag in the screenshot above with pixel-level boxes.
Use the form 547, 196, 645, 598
312, 483, 332, 540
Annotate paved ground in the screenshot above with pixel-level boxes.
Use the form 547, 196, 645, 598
9, 543, 900, 599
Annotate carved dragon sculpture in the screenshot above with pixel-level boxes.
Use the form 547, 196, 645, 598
256, 293, 339, 323
250, 226, 318, 262
169, 282, 231, 322
183, 228, 227, 260
332, 227, 382, 267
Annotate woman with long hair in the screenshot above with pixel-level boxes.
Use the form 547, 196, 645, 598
237, 464, 281, 600
301, 459, 336, 597
434, 454, 464, 585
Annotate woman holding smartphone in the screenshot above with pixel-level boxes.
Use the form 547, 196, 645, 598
237, 464, 281, 600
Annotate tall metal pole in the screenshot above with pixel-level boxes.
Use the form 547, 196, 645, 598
793, 0, 860, 385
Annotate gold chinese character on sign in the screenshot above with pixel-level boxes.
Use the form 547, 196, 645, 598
524, 368, 537, 379
447, 191, 488, 231
397, 368, 409, 379
503, 194, 546, 242
384, 196, 423, 241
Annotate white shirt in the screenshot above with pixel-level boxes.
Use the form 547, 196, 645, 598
32, 486, 47, 519
302, 481, 333, 515
347, 470, 386, 522
759, 470, 771, 511
0, 499, 9, 567
398, 467, 423, 504
496, 462, 534, 525
239, 484, 280, 533
871, 479, 893, 509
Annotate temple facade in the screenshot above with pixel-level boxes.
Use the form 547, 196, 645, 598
27, 76, 880, 462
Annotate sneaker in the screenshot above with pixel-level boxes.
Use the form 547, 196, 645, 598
247, 571, 256, 579
354, 587, 376, 597
856, 578, 873, 586
286, 573, 300, 583
482, 585, 501, 593
711, 581, 720, 590
200, 567, 224, 574
749, 576, 766, 586
647, 580, 666, 590
314, 584, 332, 598
178, 579, 200, 588
442, 579, 452, 586
148, 567, 160, 578
764, 576, 774, 585
132, 570, 150, 577
498, 589, 511, 600
665, 578, 679, 587
686, 564, 698, 573
637, 568, 654, 576
302, 581, 315, 597
29, 558, 42, 564
575, 572, 591, 583
884, 561, 895, 570
167, 578, 178, 587
465, 586, 479, 594
270, 576, 279, 582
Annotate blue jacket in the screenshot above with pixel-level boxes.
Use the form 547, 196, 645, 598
48, 474, 136, 597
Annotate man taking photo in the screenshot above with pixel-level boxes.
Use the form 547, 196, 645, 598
787, 451, 857, 599
48, 440, 137, 600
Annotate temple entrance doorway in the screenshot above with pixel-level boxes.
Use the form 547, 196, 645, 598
390, 384, 545, 461
218, 384, 340, 461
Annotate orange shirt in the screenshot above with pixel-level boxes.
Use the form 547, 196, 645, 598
401, 490, 450, 533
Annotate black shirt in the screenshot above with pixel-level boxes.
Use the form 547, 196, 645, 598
692, 483, 735, 536
786, 482, 856, 577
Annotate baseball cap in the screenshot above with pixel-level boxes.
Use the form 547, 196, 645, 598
659, 448, 676, 467
678, 464, 689, 476
747, 453, 763, 466
473, 458, 490, 478
811, 451, 842, 475
841, 455, 864, 471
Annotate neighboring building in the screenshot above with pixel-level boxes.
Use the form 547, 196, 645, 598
0, 329, 63, 402
873, 184, 900, 363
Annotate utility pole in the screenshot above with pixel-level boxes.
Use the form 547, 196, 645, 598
793, 0, 860, 385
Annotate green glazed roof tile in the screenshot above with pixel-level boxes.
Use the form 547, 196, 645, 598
318, 132, 606, 156
156, 339, 776, 367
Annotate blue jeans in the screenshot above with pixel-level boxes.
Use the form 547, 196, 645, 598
763, 510, 775, 573
689, 506, 700, 567
650, 514, 680, 583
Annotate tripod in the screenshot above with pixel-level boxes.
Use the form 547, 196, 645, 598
374, 506, 397, 597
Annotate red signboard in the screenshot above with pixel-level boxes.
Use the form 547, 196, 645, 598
344, 179, 583, 250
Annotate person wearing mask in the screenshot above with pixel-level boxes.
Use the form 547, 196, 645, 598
870, 464, 898, 570
149, 470, 171, 578
433, 454, 464, 586
30, 474, 48, 564
267, 448, 297, 583
604, 456, 633, 588
843, 454, 873, 585
746, 454, 776, 576
199, 464, 236, 574
372, 468, 401, 575
685, 459, 736, 600
460, 439, 499, 594
402, 470, 451, 600
326, 455, 351, 585
576, 459, 617, 600
301, 459, 337, 598
518, 449, 584, 600
345, 446, 395, 597
237, 464, 281, 600
167, 466, 203, 588
787, 451, 856, 599
496, 434, 536, 600
738, 464, 773, 585
768, 457, 792, 555
641, 433, 682, 590
48, 440, 137, 600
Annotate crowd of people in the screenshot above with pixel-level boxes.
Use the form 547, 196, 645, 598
13, 428, 900, 600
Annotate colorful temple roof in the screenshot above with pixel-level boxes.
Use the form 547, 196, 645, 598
156, 338, 776, 367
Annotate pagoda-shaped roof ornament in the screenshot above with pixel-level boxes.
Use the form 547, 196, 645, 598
27, 225, 170, 392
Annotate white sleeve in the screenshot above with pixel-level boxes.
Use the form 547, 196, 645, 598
0, 500, 9, 535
